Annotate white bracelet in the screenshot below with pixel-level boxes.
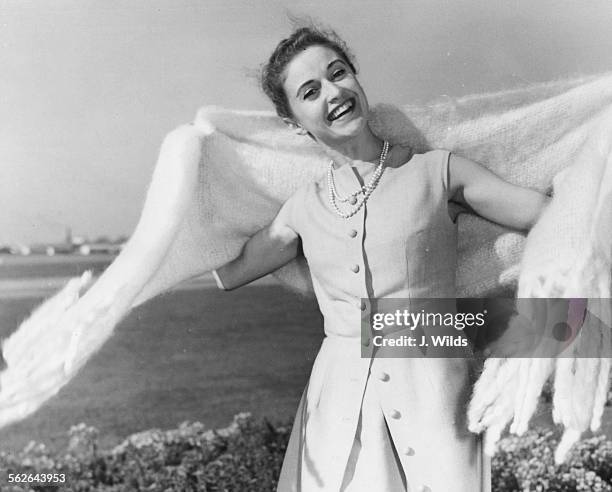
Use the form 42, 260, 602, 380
211, 269, 227, 290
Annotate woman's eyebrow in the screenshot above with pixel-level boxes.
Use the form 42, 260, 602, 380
296, 80, 315, 97
295, 59, 345, 97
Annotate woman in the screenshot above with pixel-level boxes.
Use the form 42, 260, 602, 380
207, 26, 549, 492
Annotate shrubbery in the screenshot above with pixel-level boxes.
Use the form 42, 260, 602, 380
493, 429, 612, 491
1, 414, 611, 491
0, 413, 288, 492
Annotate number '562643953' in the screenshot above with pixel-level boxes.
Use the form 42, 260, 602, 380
8, 473, 66, 483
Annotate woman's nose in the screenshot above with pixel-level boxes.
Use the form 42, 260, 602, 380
322, 80, 342, 102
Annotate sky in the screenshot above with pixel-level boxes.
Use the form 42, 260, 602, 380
1, 0, 612, 244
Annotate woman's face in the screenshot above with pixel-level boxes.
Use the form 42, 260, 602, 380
282, 45, 370, 147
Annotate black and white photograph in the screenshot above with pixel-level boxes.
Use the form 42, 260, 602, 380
1, 1, 612, 491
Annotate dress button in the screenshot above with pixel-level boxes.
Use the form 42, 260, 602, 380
390, 409, 401, 419
404, 446, 415, 456
349, 196, 358, 205
351, 264, 360, 273
378, 371, 390, 382
348, 229, 358, 238
360, 300, 368, 311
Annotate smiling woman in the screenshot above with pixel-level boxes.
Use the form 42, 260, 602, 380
209, 24, 551, 492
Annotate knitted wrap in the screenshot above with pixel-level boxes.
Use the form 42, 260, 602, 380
1, 73, 611, 462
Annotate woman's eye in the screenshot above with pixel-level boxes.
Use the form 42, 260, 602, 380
303, 88, 318, 100
332, 68, 346, 79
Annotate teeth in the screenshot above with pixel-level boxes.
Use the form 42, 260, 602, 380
329, 99, 354, 121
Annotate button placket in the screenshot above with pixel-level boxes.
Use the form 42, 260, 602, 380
349, 212, 363, 276
350, 203, 370, 352
348, 210, 366, 309
360, 298, 371, 349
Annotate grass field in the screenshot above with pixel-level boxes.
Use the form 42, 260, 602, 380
0, 285, 323, 453
0, 256, 610, 455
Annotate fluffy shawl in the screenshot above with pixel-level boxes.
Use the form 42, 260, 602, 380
1, 73, 611, 463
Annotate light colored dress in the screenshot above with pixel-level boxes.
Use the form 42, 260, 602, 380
276, 150, 491, 492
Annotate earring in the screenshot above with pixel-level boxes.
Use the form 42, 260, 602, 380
282, 117, 307, 136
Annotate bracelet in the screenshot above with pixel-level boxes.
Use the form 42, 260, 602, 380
211, 269, 227, 291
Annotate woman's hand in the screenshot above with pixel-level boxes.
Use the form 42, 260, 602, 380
448, 153, 551, 231
215, 214, 300, 290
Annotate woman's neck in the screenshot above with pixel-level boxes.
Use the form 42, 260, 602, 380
322, 126, 383, 168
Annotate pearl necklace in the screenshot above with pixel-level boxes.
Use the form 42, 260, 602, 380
327, 140, 390, 219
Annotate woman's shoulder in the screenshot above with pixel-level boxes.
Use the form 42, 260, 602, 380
388, 146, 450, 170
407, 148, 452, 172
390, 148, 452, 191
283, 179, 319, 206
416, 148, 451, 161
278, 179, 323, 234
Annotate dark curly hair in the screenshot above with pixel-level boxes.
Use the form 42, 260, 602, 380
261, 26, 357, 121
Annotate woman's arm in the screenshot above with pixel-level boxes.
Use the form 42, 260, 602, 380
215, 212, 300, 290
448, 153, 551, 231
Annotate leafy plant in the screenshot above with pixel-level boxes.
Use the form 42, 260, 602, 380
1, 415, 611, 491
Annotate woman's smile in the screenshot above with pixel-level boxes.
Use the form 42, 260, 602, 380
327, 97, 356, 122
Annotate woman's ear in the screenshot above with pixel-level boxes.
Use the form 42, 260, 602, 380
282, 117, 308, 136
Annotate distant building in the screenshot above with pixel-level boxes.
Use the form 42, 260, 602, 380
27, 243, 76, 256
0, 244, 30, 255
79, 243, 123, 255
12, 227, 127, 256
15, 245, 31, 256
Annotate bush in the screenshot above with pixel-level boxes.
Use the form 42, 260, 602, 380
0, 413, 290, 492
493, 428, 612, 491
0, 416, 611, 491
